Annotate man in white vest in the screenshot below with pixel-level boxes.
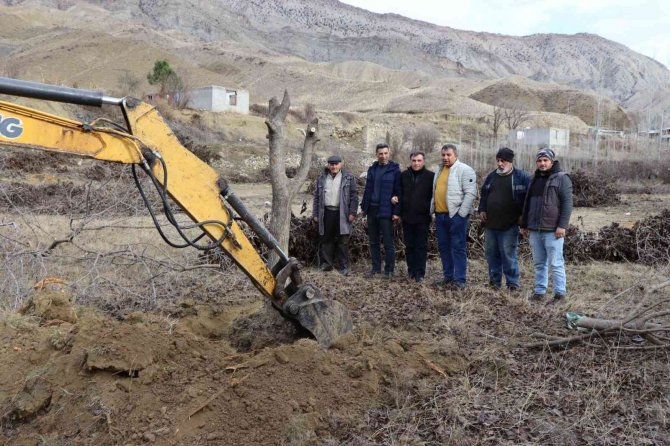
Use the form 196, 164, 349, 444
431, 144, 477, 289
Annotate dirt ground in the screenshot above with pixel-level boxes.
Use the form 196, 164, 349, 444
2, 259, 669, 445
571, 193, 670, 232
1, 151, 670, 445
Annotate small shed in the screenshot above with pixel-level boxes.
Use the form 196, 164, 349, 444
508, 127, 570, 152
187, 86, 249, 114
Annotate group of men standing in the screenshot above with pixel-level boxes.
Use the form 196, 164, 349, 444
312, 143, 572, 302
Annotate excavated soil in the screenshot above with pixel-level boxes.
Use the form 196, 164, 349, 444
0, 281, 464, 445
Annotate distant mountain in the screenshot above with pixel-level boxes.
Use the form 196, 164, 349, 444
130, 0, 670, 105
1, 0, 669, 119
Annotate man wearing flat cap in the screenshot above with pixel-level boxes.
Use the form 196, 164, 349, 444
478, 147, 531, 291
521, 147, 573, 304
312, 155, 359, 275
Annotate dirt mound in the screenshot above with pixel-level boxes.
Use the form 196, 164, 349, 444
0, 294, 449, 445
19, 290, 78, 325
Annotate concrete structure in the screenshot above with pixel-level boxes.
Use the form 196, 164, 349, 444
508, 127, 570, 152
640, 127, 670, 142
187, 86, 249, 114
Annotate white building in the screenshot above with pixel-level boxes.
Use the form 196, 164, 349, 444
508, 127, 570, 152
187, 86, 249, 114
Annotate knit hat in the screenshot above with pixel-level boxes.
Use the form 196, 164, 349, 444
496, 147, 515, 162
536, 148, 555, 161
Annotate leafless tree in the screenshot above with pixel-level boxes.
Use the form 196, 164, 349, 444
489, 106, 504, 144
503, 105, 529, 131
303, 103, 317, 123
412, 124, 441, 153
385, 128, 413, 161
265, 91, 318, 264
117, 70, 142, 97
173, 79, 192, 110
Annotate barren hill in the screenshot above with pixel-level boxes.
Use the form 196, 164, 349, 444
1, 0, 669, 119
469, 78, 629, 128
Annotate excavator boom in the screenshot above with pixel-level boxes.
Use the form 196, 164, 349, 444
0, 77, 351, 347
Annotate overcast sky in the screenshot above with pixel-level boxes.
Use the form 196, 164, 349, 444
340, 0, 670, 68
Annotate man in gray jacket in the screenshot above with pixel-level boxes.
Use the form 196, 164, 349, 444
313, 155, 359, 275
520, 148, 573, 304
431, 144, 477, 288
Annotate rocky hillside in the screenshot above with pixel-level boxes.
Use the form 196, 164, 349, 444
1, 0, 669, 117
122, 0, 669, 106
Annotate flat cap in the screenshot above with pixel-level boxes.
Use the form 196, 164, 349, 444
327, 155, 342, 164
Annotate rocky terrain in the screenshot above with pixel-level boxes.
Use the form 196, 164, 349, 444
1, 0, 669, 121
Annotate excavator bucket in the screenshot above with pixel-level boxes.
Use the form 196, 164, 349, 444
282, 284, 353, 348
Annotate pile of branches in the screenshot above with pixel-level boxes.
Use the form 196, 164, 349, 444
566, 209, 670, 265
210, 209, 669, 269
287, 215, 486, 266
570, 169, 621, 207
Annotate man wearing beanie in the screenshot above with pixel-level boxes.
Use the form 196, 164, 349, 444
478, 147, 531, 291
520, 147, 573, 304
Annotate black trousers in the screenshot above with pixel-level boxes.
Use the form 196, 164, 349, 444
402, 221, 430, 279
320, 208, 350, 270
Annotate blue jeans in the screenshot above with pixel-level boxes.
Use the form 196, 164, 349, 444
528, 230, 567, 295
435, 213, 469, 284
484, 226, 520, 288
367, 206, 395, 274
402, 221, 430, 279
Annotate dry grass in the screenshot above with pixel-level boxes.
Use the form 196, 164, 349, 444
311, 260, 670, 445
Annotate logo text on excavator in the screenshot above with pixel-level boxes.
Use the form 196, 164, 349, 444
0, 115, 24, 139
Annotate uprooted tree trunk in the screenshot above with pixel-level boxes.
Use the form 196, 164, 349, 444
265, 91, 318, 266
523, 278, 670, 349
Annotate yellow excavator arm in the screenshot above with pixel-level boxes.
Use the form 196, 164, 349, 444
0, 77, 351, 347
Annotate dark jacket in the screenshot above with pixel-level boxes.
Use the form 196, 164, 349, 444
399, 167, 434, 224
312, 168, 359, 235
521, 161, 573, 231
361, 161, 401, 218
478, 167, 532, 216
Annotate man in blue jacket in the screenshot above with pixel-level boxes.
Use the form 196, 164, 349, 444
478, 147, 531, 291
361, 143, 402, 278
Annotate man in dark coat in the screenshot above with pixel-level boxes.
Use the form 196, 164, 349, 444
360, 143, 401, 278
478, 147, 531, 291
312, 155, 359, 275
393, 151, 434, 283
